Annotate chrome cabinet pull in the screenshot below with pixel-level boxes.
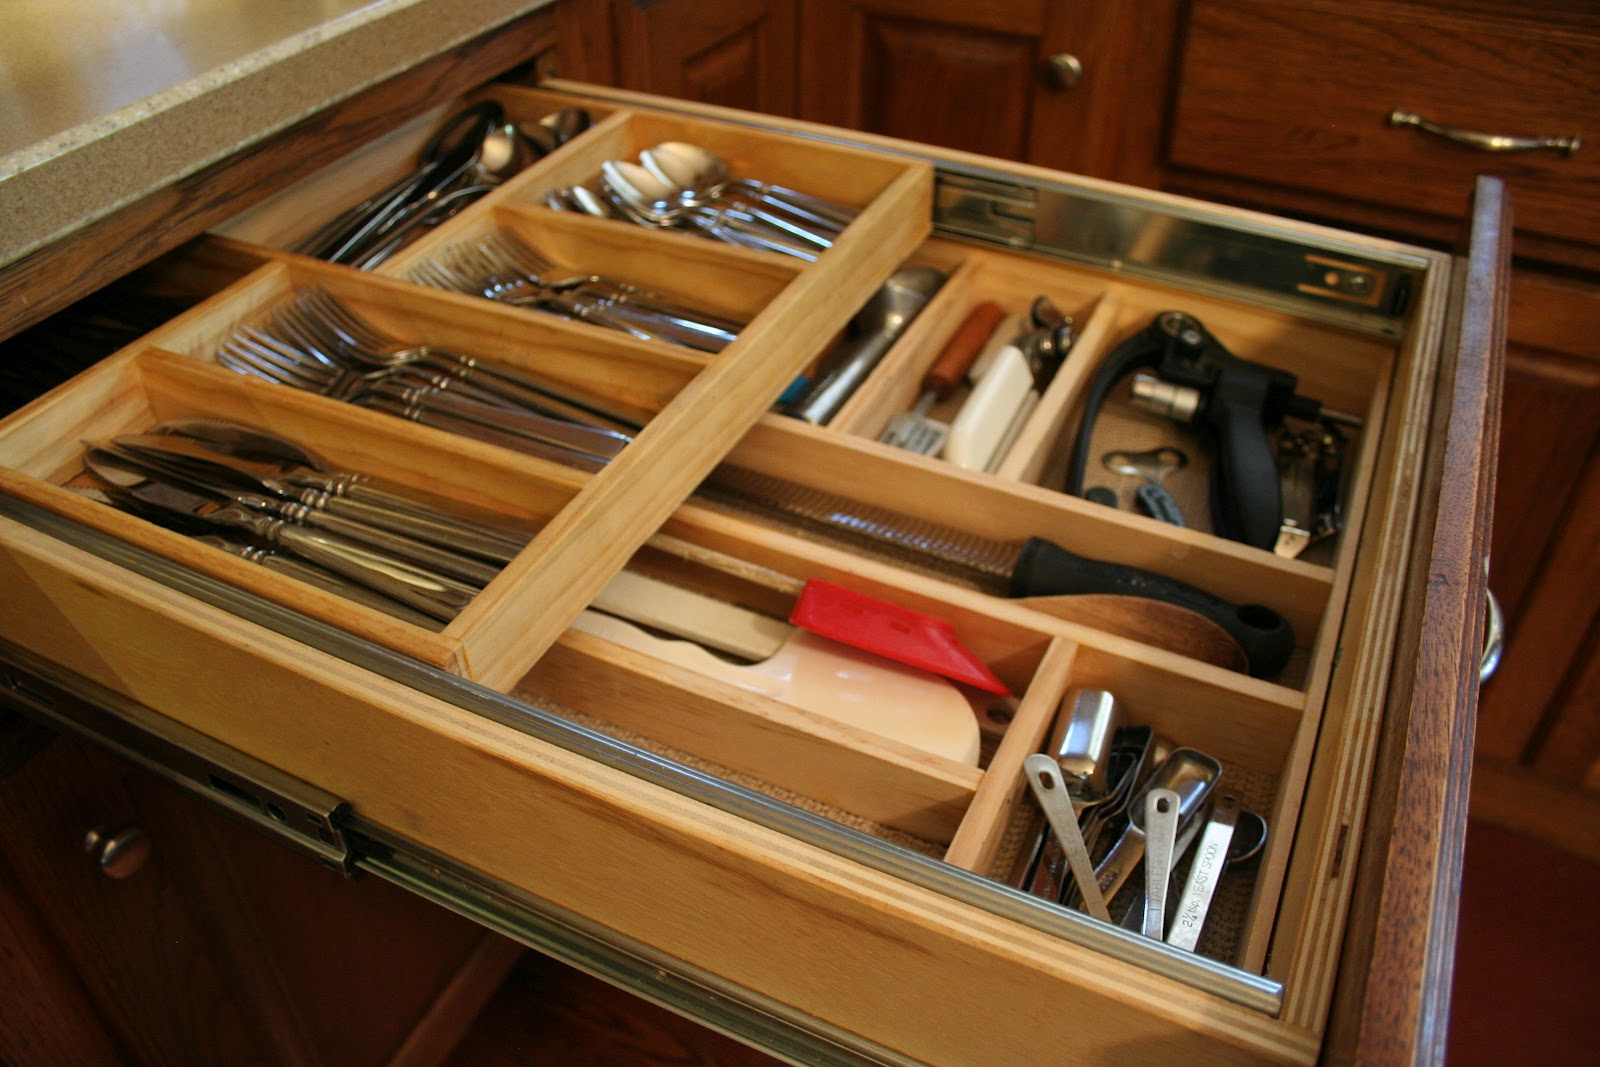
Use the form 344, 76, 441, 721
1388, 109, 1581, 156
1480, 588, 1504, 684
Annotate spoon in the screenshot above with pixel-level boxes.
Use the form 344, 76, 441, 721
1050, 688, 1122, 799
545, 183, 615, 219
539, 106, 592, 145
641, 141, 856, 230
786, 266, 947, 424
1117, 795, 1268, 941
1020, 689, 1124, 903
602, 160, 833, 254
600, 160, 689, 223
1024, 755, 1112, 921
476, 123, 543, 181
1089, 747, 1222, 905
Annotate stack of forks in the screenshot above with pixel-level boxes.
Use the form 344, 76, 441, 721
406, 232, 745, 352
214, 287, 639, 471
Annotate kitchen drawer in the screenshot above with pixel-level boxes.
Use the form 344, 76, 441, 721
0, 98, 930, 688
1167, 0, 1595, 267
0, 81, 1505, 1064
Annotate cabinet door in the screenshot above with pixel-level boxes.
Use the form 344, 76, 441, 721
0, 734, 282, 1065
1474, 274, 1600, 794
612, 0, 799, 116
1162, 0, 1600, 272
797, 0, 1147, 172
0, 723, 510, 1067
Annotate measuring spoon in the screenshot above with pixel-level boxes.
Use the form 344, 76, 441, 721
1024, 755, 1111, 921
1168, 800, 1268, 953
1090, 747, 1223, 906
1142, 788, 1182, 939
1020, 690, 1123, 902
1117, 797, 1266, 936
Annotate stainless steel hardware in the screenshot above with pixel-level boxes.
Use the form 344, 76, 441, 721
1045, 53, 1083, 90
84, 824, 151, 879
931, 171, 1422, 332
1387, 109, 1581, 156
1481, 588, 1504, 684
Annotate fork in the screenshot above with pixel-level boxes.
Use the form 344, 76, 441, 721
275, 288, 643, 432
215, 326, 632, 466
411, 232, 743, 352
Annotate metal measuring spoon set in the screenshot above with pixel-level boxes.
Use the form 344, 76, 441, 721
1016, 688, 1268, 954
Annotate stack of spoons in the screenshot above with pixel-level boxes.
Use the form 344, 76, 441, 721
547, 141, 857, 260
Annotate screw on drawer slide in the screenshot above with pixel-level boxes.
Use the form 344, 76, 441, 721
0, 638, 353, 873
932, 169, 1420, 332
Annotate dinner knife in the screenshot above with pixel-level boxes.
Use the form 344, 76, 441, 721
89, 441, 502, 587
82, 449, 475, 622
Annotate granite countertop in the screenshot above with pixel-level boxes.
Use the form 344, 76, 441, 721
0, 0, 551, 271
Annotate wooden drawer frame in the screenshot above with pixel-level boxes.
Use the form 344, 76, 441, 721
0, 79, 1504, 1066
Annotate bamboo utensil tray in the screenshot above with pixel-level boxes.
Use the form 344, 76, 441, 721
0, 82, 1503, 1064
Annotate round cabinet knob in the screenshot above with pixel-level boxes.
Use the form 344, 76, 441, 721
83, 825, 152, 879
1045, 53, 1084, 91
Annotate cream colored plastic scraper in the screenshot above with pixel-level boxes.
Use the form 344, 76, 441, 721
573, 599, 982, 765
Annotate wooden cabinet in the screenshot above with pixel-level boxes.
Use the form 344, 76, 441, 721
1469, 271, 1600, 853
793, 0, 1170, 176
0, 69, 1506, 1060
1160, 0, 1599, 271
594, 0, 1158, 175
608, 0, 800, 117
0, 716, 518, 1067
0, 4, 1512, 1063
797, 0, 1067, 164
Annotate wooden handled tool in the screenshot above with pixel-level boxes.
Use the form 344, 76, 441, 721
923, 300, 1006, 397
879, 301, 1007, 455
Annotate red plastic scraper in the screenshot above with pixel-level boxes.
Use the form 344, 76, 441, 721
789, 579, 1011, 695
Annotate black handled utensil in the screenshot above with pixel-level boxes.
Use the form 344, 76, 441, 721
698, 467, 1295, 678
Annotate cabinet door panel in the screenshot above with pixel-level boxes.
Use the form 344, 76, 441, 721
614, 0, 798, 116
795, 0, 1158, 174
1166, 0, 1600, 268
0, 850, 122, 1067
799, 0, 1103, 168
851, 15, 1039, 159
1474, 276, 1600, 773
1487, 349, 1600, 623
0, 738, 279, 1065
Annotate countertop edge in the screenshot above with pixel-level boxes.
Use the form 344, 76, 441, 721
0, 0, 554, 271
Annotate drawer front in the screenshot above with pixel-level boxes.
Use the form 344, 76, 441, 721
1167, 0, 1598, 262
0, 80, 1506, 1065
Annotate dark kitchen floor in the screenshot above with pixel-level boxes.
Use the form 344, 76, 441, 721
443, 819, 1600, 1066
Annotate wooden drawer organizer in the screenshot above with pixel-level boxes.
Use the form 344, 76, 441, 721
0, 84, 1485, 1062
3, 97, 930, 684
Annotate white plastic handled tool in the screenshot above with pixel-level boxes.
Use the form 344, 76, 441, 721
943, 344, 1036, 471
571, 609, 982, 765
